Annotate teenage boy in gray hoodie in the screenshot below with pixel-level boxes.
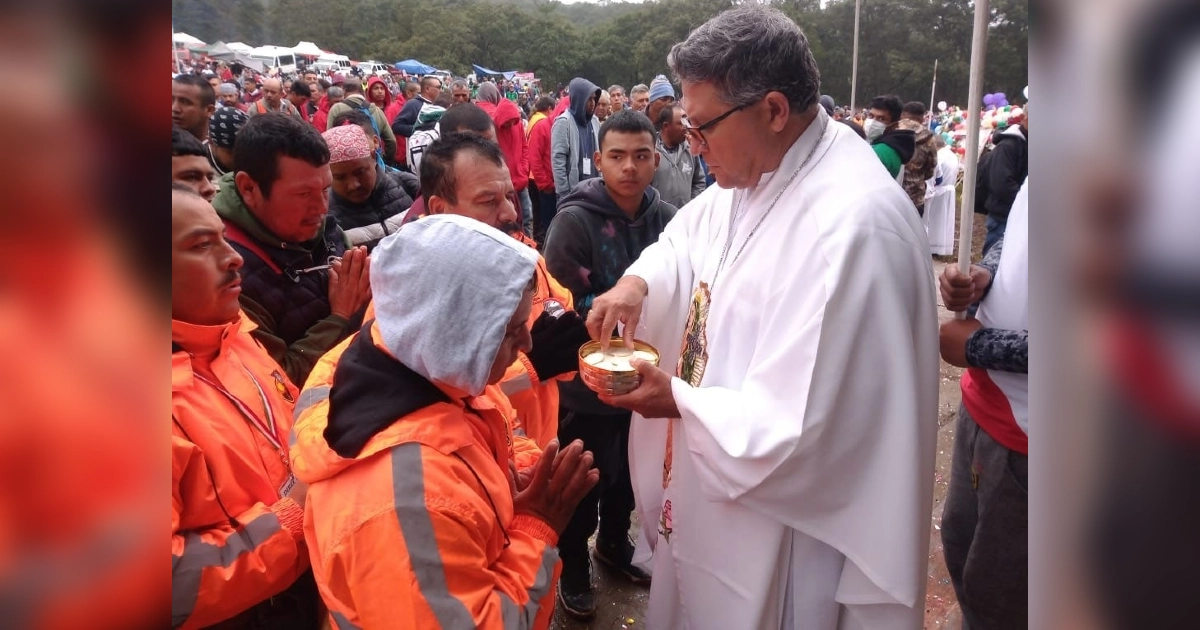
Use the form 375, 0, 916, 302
543, 110, 677, 619
550, 77, 602, 196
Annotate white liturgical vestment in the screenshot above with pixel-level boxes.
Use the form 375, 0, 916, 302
623, 109, 940, 630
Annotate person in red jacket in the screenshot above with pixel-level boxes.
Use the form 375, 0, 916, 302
477, 83, 533, 237
384, 81, 408, 167
528, 95, 558, 245
171, 185, 320, 629
310, 86, 344, 132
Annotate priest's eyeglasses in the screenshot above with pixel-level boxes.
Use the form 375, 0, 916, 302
681, 102, 751, 149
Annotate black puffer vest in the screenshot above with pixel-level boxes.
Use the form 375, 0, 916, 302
328, 167, 418, 250
225, 216, 347, 348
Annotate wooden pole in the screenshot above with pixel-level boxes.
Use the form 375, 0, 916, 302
956, 0, 989, 320
850, 0, 862, 112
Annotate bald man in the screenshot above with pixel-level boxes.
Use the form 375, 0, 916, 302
595, 90, 612, 123
248, 78, 302, 118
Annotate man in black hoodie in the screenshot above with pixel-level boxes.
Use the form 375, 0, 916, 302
980, 116, 1028, 255
865, 94, 916, 181
543, 110, 677, 619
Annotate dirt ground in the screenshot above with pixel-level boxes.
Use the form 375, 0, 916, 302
551, 215, 987, 630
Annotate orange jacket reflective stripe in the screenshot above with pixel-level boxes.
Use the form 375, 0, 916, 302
292, 324, 559, 629
171, 313, 310, 628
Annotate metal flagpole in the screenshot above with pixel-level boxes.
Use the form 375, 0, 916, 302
955, 0, 989, 320
929, 58, 938, 116
850, 0, 862, 112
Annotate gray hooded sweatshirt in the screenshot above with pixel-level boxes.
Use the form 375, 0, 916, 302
370, 215, 538, 396
550, 77, 602, 195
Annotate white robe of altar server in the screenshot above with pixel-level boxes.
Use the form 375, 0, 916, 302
623, 109, 940, 630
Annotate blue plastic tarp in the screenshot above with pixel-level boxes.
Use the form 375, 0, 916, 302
395, 59, 437, 74
472, 64, 517, 80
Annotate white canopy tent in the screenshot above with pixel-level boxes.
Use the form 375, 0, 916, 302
172, 32, 205, 47
226, 42, 253, 53
292, 41, 326, 57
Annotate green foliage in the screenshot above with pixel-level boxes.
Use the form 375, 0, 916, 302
176, 0, 1027, 107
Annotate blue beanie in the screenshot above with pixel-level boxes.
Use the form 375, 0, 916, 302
648, 75, 675, 102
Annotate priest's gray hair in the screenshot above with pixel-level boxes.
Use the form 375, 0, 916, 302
668, 5, 820, 113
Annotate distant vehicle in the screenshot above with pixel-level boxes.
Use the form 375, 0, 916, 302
357, 61, 392, 77
316, 53, 353, 74
249, 45, 297, 75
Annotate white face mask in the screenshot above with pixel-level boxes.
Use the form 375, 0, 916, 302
865, 118, 886, 141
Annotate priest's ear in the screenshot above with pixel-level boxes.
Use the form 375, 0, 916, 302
763, 91, 792, 133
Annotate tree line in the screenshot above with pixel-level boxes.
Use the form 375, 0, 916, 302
173, 0, 1028, 109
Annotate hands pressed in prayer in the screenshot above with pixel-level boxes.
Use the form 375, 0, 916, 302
599, 358, 681, 419
939, 317, 983, 368
512, 439, 599, 534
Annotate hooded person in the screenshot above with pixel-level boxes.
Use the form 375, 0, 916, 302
366, 76, 393, 113
477, 82, 534, 236
550, 77, 602, 195
291, 214, 600, 630
978, 120, 1028, 255
323, 125, 416, 251
400, 131, 585, 449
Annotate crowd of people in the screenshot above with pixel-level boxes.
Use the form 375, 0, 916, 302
172, 5, 1028, 629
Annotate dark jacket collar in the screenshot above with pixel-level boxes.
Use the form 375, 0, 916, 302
325, 323, 452, 458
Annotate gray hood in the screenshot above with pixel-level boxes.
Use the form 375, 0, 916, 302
567, 77, 601, 127
476, 82, 501, 104
370, 215, 538, 395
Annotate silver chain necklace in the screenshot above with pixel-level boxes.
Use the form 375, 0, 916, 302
710, 118, 830, 291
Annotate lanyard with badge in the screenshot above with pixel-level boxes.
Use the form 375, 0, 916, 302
193, 368, 298, 498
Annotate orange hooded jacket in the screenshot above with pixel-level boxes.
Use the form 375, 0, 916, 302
500, 232, 575, 448
359, 228, 575, 449
290, 323, 559, 629
171, 314, 311, 628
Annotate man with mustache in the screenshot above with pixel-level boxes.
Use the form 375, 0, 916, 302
171, 185, 321, 628
211, 113, 371, 385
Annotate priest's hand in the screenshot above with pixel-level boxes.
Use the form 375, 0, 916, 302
600, 358, 680, 419
939, 317, 983, 368
587, 276, 649, 351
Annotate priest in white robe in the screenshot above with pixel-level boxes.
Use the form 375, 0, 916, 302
586, 6, 941, 629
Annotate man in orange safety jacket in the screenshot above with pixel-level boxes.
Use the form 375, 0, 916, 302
291, 211, 599, 629
403, 112, 590, 448
171, 185, 321, 628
